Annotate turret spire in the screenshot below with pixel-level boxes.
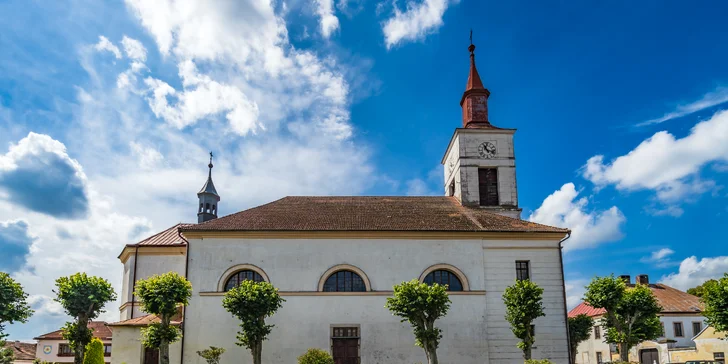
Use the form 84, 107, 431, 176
197, 151, 220, 223
460, 34, 492, 128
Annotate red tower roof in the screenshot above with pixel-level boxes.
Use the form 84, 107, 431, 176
460, 43, 492, 128
465, 44, 485, 91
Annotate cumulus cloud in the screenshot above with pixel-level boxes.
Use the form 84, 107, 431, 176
121, 36, 147, 61
0, 133, 90, 219
0, 220, 35, 273
94, 36, 122, 58
129, 142, 164, 170
565, 279, 589, 310
382, 0, 455, 49
660, 255, 728, 291
529, 183, 626, 252
640, 248, 676, 268
637, 87, 728, 126
584, 109, 728, 212
313, 0, 340, 38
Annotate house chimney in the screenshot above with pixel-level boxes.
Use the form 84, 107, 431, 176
619, 275, 631, 285
637, 274, 649, 285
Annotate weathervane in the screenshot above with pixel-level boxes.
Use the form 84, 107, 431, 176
208, 151, 214, 170
468, 29, 476, 54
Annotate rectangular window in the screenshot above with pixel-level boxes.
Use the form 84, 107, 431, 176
660, 322, 665, 336
673, 322, 684, 337
104, 344, 112, 357
596, 352, 603, 364
478, 168, 499, 206
714, 352, 725, 363
58, 343, 73, 356
594, 325, 601, 339
516, 261, 530, 281
692, 321, 702, 336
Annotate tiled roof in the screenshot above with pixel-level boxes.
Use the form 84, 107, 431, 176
3, 341, 36, 361
128, 223, 191, 247
181, 196, 568, 234
108, 312, 182, 327
568, 283, 703, 318
34, 321, 112, 340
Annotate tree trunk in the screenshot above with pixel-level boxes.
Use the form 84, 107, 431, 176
427, 346, 439, 364
570, 347, 577, 364
74, 316, 89, 364
619, 343, 629, 362
523, 346, 532, 360
160, 316, 170, 364
252, 341, 262, 364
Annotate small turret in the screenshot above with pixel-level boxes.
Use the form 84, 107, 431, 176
197, 152, 220, 223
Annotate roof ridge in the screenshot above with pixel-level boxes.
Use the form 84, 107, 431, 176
134, 223, 183, 244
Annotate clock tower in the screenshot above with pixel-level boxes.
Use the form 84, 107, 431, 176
441, 42, 521, 218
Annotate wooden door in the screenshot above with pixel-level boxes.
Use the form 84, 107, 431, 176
332, 338, 359, 364
639, 349, 659, 364
143, 347, 159, 364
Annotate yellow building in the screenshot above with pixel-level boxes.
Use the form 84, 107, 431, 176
666, 326, 726, 364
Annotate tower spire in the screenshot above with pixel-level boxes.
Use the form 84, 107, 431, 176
197, 151, 220, 223
460, 33, 491, 128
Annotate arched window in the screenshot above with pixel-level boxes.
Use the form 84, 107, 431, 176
423, 269, 463, 291
323, 270, 366, 292
224, 270, 265, 291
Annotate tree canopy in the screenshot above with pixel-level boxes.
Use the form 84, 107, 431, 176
688, 279, 718, 298
503, 279, 545, 360
701, 273, 728, 338
0, 272, 33, 339
385, 279, 451, 364
584, 275, 661, 362
568, 314, 594, 362
222, 280, 284, 364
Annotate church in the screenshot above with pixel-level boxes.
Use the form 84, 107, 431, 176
109, 43, 571, 364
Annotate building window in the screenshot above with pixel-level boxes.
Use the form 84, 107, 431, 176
596, 352, 603, 364
104, 344, 112, 357
323, 270, 366, 292
714, 352, 725, 363
673, 322, 684, 337
423, 270, 463, 291
224, 270, 265, 291
660, 322, 665, 336
58, 343, 73, 356
448, 181, 455, 197
516, 261, 530, 281
331, 326, 360, 364
478, 168, 499, 206
594, 325, 601, 339
692, 321, 702, 336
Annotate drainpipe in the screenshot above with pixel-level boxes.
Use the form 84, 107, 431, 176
131, 245, 140, 319
178, 228, 190, 364
559, 232, 573, 364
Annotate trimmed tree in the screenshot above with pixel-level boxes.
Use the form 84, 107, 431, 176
385, 279, 451, 364
297, 348, 334, 364
135, 272, 192, 364
584, 275, 661, 361
687, 279, 718, 298
702, 273, 728, 338
222, 280, 284, 364
0, 272, 33, 364
196, 346, 225, 364
568, 314, 594, 362
503, 279, 545, 360
82, 338, 104, 364
54, 273, 116, 364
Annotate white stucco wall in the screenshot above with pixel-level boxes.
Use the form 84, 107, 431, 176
574, 318, 611, 364
120, 252, 186, 320
180, 237, 569, 364
35, 339, 112, 363
659, 315, 706, 347
110, 326, 181, 364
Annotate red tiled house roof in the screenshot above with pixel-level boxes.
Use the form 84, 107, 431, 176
127, 223, 191, 247
3, 341, 36, 361
181, 196, 568, 233
33, 321, 112, 340
568, 283, 703, 318
108, 311, 183, 327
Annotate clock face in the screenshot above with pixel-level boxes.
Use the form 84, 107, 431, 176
478, 142, 496, 159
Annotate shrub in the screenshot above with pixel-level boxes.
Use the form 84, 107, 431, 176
297, 348, 334, 364
196, 346, 225, 364
82, 338, 105, 364
525, 360, 553, 364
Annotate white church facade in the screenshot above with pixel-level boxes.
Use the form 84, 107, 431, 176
109, 43, 572, 364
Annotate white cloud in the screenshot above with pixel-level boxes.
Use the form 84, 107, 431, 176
640, 248, 676, 268
637, 87, 728, 126
313, 0, 340, 38
529, 183, 626, 252
565, 279, 589, 310
93, 36, 122, 59
121, 36, 147, 61
129, 142, 164, 170
660, 255, 728, 291
382, 0, 455, 49
584, 109, 728, 210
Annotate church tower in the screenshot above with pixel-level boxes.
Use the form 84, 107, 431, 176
197, 153, 220, 223
441, 41, 521, 219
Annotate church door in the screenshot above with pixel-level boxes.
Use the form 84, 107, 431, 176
639, 348, 659, 364
143, 347, 159, 364
332, 327, 359, 364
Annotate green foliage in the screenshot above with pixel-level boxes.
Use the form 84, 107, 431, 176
503, 279, 545, 360
82, 338, 104, 364
568, 314, 594, 361
196, 346, 226, 364
584, 275, 662, 361
525, 360, 553, 364
0, 272, 33, 339
701, 273, 728, 338
297, 348, 334, 364
61, 321, 93, 354
141, 323, 180, 349
385, 279, 450, 364
33, 359, 53, 364
134, 272, 192, 319
222, 280, 284, 364
687, 279, 718, 298
0, 340, 14, 364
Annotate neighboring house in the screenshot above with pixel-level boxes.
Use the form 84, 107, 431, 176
109, 42, 572, 364
570, 274, 705, 364
2, 341, 36, 364
33, 321, 113, 363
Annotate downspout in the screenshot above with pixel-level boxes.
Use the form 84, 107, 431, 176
179, 228, 190, 364
559, 232, 572, 364
131, 245, 140, 319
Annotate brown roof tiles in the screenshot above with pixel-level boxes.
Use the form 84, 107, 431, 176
128, 223, 190, 247
34, 321, 112, 340
568, 283, 703, 317
3, 341, 36, 361
181, 196, 567, 234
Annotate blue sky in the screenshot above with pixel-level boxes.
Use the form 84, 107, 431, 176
1, 0, 727, 339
